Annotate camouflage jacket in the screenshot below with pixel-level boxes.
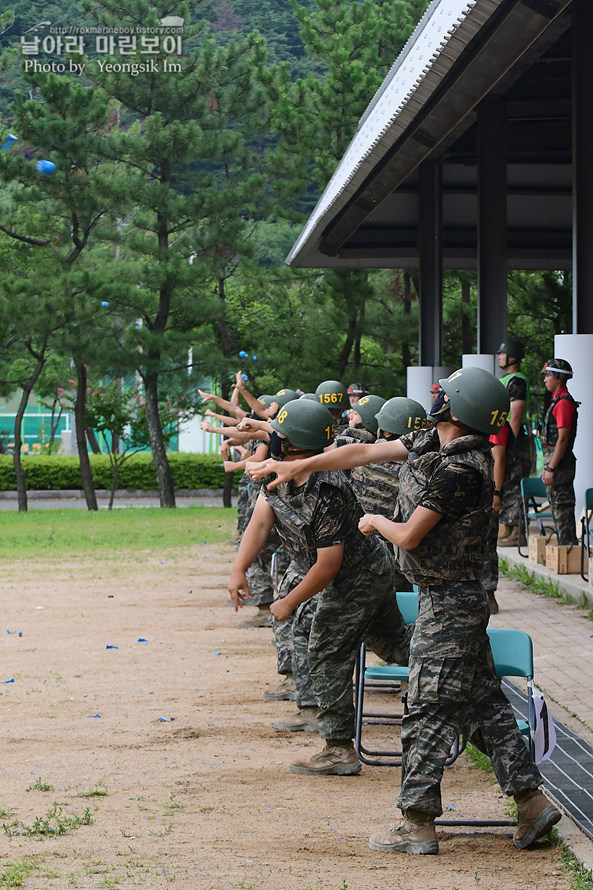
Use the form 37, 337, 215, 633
394, 428, 493, 586
262, 470, 374, 578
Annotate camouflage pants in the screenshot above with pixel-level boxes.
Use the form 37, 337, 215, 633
481, 508, 499, 594
292, 598, 319, 708
245, 528, 285, 607
292, 545, 411, 710
273, 561, 304, 675
544, 452, 578, 545
308, 540, 412, 741
236, 474, 250, 536
497, 455, 523, 528
515, 432, 535, 480
398, 582, 542, 816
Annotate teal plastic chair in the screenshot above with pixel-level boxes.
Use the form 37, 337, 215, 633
354, 591, 417, 766
580, 488, 593, 581
518, 476, 556, 557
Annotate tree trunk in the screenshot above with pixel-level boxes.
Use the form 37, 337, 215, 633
13, 352, 46, 512
108, 458, 119, 511
86, 427, 101, 454
144, 371, 176, 508
75, 360, 98, 511
223, 469, 234, 508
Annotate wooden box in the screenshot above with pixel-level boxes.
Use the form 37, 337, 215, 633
528, 535, 547, 565
545, 542, 581, 575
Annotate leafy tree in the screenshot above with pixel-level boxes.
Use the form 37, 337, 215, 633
258, 0, 427, 386
77, 0, 273, 506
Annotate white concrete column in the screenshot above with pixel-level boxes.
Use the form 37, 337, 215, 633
407, 365, 434, 413
462, 353, 496, 374
554, 333, 593, 516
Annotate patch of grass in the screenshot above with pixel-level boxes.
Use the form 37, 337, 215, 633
79, 781, 108, 798
27, 776, 54, 793
0, 506, 237, 560
465, 742, 495, 776
0, 856, 44, 887
553, 833, 593, 889
3, 803, 92, 837
501, 559, 593, 614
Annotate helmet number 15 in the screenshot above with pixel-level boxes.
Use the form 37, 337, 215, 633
490, 409, 508, 429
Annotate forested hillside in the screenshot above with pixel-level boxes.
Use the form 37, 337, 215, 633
0, 0, 565, 509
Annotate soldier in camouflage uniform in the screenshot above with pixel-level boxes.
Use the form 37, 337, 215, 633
254, 370, 561, 853
275, 396, 427, 730
229, 393, 295, 629
229, 398, 411, 775
496, 338, 534, 546
358, 368, 560, 855
541, 359, 579, 545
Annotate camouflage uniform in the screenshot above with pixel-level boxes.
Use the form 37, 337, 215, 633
272, 560, 308, 676
337, 437, 409, 591
243, 440, 288, 607
482, 427, 521, 594
394, 427, 542, 816
542, 390, 578, 546
236, 473, 250, 536
499, 372, 533, 527
264, 470, 411, 741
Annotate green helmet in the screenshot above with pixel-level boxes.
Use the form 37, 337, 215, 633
439, 367, 510, 434
375, 397, 426, 436
270, 399, 334, 450
497, 338, 525, 361
274, 388, 299, 409
256, 394, 276, 410
314, 379, 348, 410
299, 392, 318, 401
353, 394, 386, 435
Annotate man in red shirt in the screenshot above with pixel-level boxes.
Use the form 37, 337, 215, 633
541, 359, 579, 545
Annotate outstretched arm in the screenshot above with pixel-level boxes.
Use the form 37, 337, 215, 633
223, 441, 268, 473
198, 389, 245, 419
231, 371, 273, 418
247, 438, 409, 489
204, 408, 241, 426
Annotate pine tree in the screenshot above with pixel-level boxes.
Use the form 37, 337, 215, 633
82, 0, 273, 506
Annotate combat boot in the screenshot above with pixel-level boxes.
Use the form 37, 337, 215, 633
263, 673, 296, 701
513, 789, 561, 848
499, 526, 527, 547
238, 605, 271, 628
498, 522, 513, 541
369, 809, 438, 855
272, 707, 320, 732
289, 740, 362, 775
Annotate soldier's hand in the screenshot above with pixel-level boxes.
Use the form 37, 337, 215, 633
270, 598, 293, 622
358, 514, 378, 536
228, 569, 251, 611
248, 459, 295, 490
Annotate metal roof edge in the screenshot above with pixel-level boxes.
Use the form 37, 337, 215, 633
286, 0, 500, 266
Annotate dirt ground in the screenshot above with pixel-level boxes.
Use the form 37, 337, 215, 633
0, 542, 572, 890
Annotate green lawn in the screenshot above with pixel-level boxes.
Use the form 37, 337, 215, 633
0, 506, 238, 559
